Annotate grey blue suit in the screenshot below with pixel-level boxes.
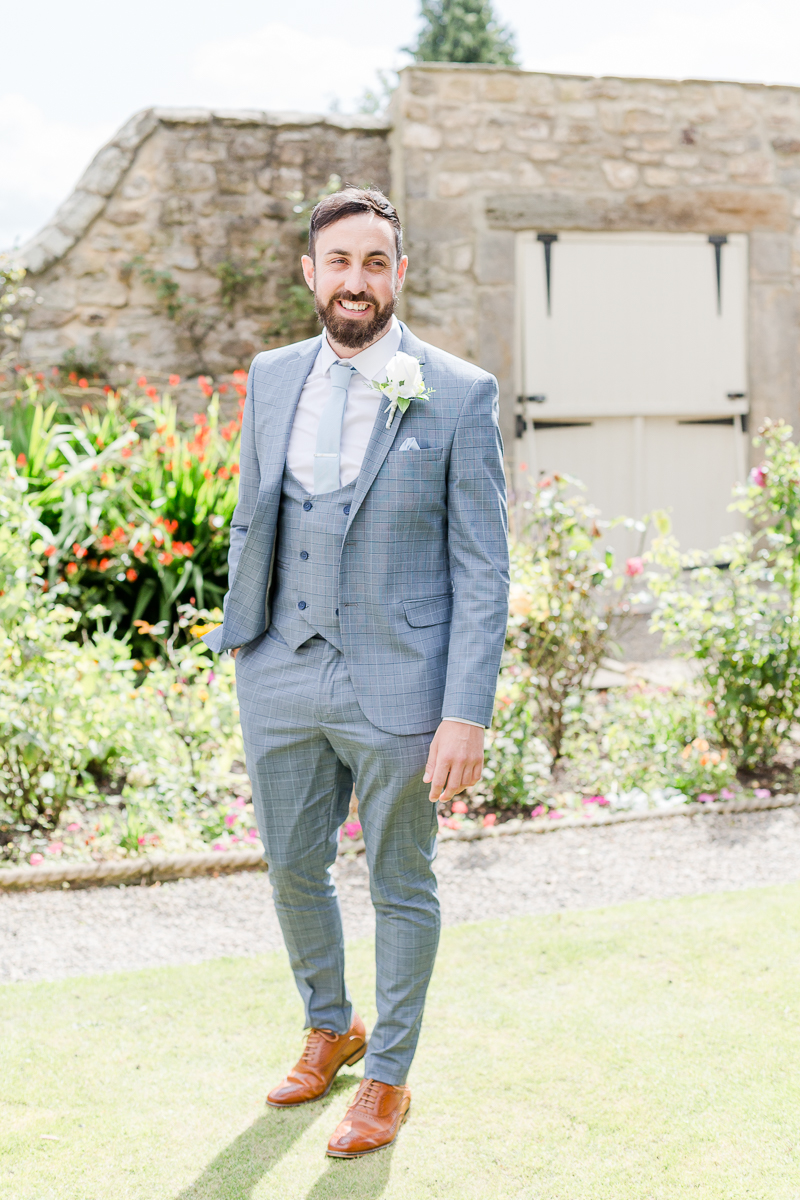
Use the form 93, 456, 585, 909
205, 323, 509, 1084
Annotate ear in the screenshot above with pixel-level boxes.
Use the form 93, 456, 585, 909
396, 255, 409, 291
301, 254, 315, 292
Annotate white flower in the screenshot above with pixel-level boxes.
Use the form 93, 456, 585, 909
383, 352, 425, 402
371, 352, 432, 429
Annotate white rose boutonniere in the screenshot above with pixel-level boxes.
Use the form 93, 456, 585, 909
371, 351, 433, 429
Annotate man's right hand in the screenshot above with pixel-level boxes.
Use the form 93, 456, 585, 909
231, 647, 240, 659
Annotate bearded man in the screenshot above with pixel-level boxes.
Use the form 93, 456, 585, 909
204, 186, 508, 1157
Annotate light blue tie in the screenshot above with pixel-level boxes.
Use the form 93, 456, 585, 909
314, 361, 356, 494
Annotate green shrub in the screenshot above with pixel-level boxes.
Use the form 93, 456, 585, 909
650, 420, 800, 770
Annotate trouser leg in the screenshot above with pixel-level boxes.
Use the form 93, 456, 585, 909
318, 649, 440, 1086
235, 630, 353, 1034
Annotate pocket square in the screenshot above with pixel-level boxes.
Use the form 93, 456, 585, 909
399, 437, 421, 452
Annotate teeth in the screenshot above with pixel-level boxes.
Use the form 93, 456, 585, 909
340, 300, 369, 311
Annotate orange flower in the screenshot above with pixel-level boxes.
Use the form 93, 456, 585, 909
217, 466, 229, 480
235, 384, 246, 398
44, 545, 57, 558
126, 568, 138, 582
98, 557, 111, 571
169, 374, 181, 386
78, 378, 88, 388
218, 383, 228, 394
156, 424, 167, 435
98, 535, 115, 551
204, 468, 212, 480
121, 446, 133, 458
165, 461, 173, 472
16, 452, 26, 467
133, 542, 146, 560
232, 369, 247, 381
68, 371, 78, 383
137, 375, 147, 387
66, 562, 78, 576
152, 529, 164, 546
193, 412, 208, 427
72, 543, 87, 559
100, 472, 111, 485
158, 550, 174, 566
88, 559, 97, 570
231, 463, 240, 475
146, 386, 158, 399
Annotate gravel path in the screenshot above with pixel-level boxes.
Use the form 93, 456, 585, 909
3, 807, 800, 984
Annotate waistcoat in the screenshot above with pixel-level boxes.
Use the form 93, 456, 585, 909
269, 467, 357, 652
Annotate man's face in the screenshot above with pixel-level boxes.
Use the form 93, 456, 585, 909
301, 213, 408, 351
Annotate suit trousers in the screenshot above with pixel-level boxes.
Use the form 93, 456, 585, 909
235, 625, 441, 1086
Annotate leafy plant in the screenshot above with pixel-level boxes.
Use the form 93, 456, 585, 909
406, 0, 519, 66
0, 256, 40, 367
650, 420, 800, 771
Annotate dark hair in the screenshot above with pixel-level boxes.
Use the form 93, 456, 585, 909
308, 186, 403, 261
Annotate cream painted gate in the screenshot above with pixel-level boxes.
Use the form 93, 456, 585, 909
515, 232, 749, 553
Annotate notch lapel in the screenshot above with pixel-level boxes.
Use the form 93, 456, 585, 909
345, 324, 427, 530
257, 336, 322, 490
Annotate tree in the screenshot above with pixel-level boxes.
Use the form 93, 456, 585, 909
408, 0, 519, 66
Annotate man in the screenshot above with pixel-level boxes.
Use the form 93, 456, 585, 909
204, 187, 508, 1157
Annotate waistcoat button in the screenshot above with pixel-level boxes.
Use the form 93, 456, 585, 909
343, 504, 351, 514
303, 501, 313, 511
335, 608, 339, 616
300, 551, 309, 560
297, 601, 307, 610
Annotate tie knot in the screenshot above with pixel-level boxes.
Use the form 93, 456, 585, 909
329, 361, 356, 390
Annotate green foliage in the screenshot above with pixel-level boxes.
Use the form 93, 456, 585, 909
0, 256, 39, 367
59, 335, 113, 385
408, 0, 519, 65
214, 254, 266, 309
650, 420, 800, 770
124, 257, 217, 373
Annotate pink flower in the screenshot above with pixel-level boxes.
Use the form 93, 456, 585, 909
451, 799, 468, 814
47, 842, 64, 855
66, 822, 81, 832
749, 466, 767, 488
443, 817, 460, 830
720, 788, 735, 801
212, 842, 225, 851
548, 811, 563, 820
231, 797, 246, 809
247, 828, 258, 840
224, 814, 237, 827
30, 853, 44, 866
754, 788, 771, 799
231, 836, 240, 843
697, 793, 716, 803
344, 821, 362, 840
531, 804, 547, 817
625, 557, 644, 577
483, 813, 497, 827
137, 836, 146, 845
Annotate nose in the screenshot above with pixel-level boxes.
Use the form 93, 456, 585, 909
342, 263, 370, 298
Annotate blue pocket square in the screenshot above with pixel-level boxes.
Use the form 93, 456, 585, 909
399, 437, 421, 451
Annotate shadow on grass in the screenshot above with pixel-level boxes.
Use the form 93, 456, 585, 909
304, 1145, 394, 1200
175, 1076, 361, 1200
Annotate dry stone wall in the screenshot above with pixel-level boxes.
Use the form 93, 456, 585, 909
391, 64, 800, 449
18, 109, 390, 383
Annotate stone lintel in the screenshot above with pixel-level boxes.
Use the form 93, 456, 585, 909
485, 189, 791, 234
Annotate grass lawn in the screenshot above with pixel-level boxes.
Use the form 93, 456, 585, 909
2, 885, 800, 1199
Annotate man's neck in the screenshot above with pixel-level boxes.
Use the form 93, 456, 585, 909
325, 318, 396, 361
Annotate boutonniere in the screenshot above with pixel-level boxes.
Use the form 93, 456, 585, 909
371, 352, 433, 429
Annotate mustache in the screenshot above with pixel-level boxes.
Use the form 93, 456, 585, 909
330, 288, 377, 305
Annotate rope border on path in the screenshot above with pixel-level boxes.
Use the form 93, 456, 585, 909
1, 793, 797, 893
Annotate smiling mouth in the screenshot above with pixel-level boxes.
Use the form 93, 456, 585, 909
337, 299, 372, 313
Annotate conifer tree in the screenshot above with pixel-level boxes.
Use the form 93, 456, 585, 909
408, 0, 519, 67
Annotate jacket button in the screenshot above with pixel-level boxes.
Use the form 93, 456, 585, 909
343, 504, 351, 514
300, 551, 309, 560
335, 608, 339, 616
297, 601, 307, 610
303, 501, 313, 511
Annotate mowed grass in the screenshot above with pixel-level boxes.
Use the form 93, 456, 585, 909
2, 886, 800, 1199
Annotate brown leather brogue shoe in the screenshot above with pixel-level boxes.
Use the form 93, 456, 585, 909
326, 1078, 411, 1157
266, 1014, 367, 1108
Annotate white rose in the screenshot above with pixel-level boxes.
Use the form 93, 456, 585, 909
383, 352, 424, 400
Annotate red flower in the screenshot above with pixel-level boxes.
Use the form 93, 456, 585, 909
193, 412, 208, 427
204, 469, 212, 480
133, 542, 145, 560
98, 535, 115, 551
158, 550, 174, 566
168, 374, 181, 386
137, 375, 147, 387
44, 545, 57, 558
625, 557, 644, 577
146, 386, 158, 399
218, 383, 228, 394
66, 562, 78, 576
72, 543, 87, 559
112, 526, 127, 542
121, 446, 133, 458
200, 383, 213, 398
16, 452, 26, 467
68, 372, 77, 383
218, 466, 230, 480
78, 378, 88, 388
98, 558, 111, 571
126, 568, 138, 581
232, 369, 247, 381
231, 463, 240, 475
235, 384, 246, 398
152, 529, 165, 546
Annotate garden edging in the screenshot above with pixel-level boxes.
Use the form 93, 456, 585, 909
0, 792, 796, 893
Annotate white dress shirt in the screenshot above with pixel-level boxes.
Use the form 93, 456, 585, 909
284, 315, 483, 730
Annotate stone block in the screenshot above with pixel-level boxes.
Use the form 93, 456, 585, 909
113, 108, 159, 151
78, 145, 132, 196
121, 173, 152, 200
728, 153, 774, 185
643, 167, 679, 187
603, 160, 639, 189
481, 74, 520, 104
256, 168, 274, 192
53, 191, 107, 238
620, 108, 671, 134
528, 144, 561, 162
216, 165, 252, 194
75, 275, 129, 307
403, 123, 443, 150
171, 162, 217, 192
160, 196, 194, 225
750, 233, 792, 281
475, 231, 515, 285
437, 172, 470, 198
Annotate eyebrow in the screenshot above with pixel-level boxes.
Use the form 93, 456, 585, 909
325, 248, 391, 259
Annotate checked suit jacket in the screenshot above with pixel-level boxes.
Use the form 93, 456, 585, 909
203, 322, 510, 736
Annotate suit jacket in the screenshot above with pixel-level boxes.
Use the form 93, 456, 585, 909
204, 322, 509, 735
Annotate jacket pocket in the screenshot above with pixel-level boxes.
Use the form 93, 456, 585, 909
403, 593, 453, 627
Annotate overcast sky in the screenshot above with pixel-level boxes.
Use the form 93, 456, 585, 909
3, 0, 800, 250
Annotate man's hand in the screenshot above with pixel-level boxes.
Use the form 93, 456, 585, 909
230, 648, 239, 659
423, 721, 484, 804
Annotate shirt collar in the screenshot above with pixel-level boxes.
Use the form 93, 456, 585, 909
316, 314, 402, 383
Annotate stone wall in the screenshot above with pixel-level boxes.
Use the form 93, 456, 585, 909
391, 64, 800, 451
18, 108, 390, 382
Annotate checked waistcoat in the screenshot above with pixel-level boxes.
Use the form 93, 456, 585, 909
269, 467, 357, 653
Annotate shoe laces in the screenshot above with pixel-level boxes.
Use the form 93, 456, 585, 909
352, 1078, 382, 1112
300, 1028, 338, 1064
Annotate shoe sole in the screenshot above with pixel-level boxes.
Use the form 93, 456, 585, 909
325, 1105, 410, 1158
265, 1042, 367, 1109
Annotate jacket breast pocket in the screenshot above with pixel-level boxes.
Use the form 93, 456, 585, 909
404, 594, 453, 627
386, 446, 443, 464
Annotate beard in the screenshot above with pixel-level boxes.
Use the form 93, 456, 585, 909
316, 287, 397, 350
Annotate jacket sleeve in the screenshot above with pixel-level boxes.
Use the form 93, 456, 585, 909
442, 372, 509, 726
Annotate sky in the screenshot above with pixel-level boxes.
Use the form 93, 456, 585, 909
3, 0, 800, 250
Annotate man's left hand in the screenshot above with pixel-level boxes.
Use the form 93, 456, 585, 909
423, 721, 484, 804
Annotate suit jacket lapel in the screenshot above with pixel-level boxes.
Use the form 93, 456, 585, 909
259, 336, 322, 490
345, 324, 427, 529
